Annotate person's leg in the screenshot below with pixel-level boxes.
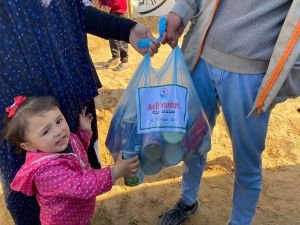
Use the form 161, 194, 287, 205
182, 59, 220, 205
112, 13, 128, 71
119, 12, 129, 63
160, 59, 219, 225
119, 40, 128, 63
112, 40, 128, 71
0, 140, 41, 225
105, 22, 120, 68
108, 12, 123, 62
108, 38, 120, 60
213, 69, 271, 225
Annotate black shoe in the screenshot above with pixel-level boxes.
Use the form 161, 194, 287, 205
103, 58, 119, 68
112, 62, 128, 71
159, 199, 199, 225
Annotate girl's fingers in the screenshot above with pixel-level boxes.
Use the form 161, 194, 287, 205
131, 167, 138, 173
87, 113, 93, 120
81, 107, 87, 115
129, 168, 138, 177
131, 156, 139, 164
130, 159, 140, 171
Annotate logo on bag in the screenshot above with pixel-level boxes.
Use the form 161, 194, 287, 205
160, 88, 168, 98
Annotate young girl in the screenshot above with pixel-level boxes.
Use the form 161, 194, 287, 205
5, 96, 139, 225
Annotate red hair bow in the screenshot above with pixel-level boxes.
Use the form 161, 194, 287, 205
6, 96, 27, 118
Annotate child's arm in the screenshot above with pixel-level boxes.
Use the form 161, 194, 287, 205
34, 156, 139, 199
76, 107, 93, 151
35, 165, 113, 199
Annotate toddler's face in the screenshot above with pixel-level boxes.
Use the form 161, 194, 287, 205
21, 107, 70, 153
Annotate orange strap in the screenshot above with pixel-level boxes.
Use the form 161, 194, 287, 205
256, 20, 300, 112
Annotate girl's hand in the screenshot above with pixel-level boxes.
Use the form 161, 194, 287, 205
112, 154, 140, 181
79, 107, 93, 131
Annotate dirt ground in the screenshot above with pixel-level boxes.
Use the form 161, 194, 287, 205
1, 17, 300, 225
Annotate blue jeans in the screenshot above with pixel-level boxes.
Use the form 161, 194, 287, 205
182, 58, 271, 225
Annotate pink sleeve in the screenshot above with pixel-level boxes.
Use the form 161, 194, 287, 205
76, 128, 93, 151
35, 165, 113, 199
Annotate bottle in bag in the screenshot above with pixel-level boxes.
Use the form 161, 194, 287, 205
121, 116, 144, 186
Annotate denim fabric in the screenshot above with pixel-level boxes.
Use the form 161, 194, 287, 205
182, 58, 271, 225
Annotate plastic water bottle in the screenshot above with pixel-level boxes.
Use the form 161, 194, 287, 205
121, 116, 144, 186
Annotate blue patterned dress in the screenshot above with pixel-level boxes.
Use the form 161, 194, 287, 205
0, 1, 101, 224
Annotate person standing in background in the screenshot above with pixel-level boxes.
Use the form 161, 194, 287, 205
99, 0, 130, 71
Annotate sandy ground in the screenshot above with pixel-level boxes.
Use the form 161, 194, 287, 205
1, 17, 300, 225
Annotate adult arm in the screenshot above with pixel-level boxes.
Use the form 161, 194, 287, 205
172, 0, 202, 26
162, 0, 202, 47
84, 5, 136, 42
84, 5, 159, 56
277, 57, 300, 100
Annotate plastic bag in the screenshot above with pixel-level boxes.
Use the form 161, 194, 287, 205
106, 19, 211, 186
